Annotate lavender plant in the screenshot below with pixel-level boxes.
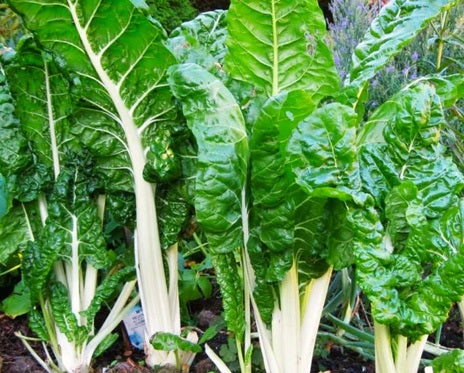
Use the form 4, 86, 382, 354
329, 0, 464, 113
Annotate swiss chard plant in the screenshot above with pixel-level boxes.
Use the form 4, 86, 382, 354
1, 0, 197, 370
167, 0, 464, 372
0, 38, 139, 372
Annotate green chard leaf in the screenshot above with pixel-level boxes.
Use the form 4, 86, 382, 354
353, 82, 464, 341
168, 10, 227, 73
50, 281, 88, 345
248, 90, 329, 322
349, 0, 458, 87
225, 0, 339, 100
359, 83, 464, 215
151, 331, 201, 353
156, 186, 190, 250
28, 308, 50, 342
7, 1, 183, 346
8, 0, 179, 194
210, 253, 244, 340
23, 162, 108, 302
168, 63, 248, 254
3, 37, 73, 192
432, 349, 464, 372
0, 48, 44, 203
287, 102, 367, 205
250, 90, 316, 257
168, 63, 247, 339
0, 203, 34, 266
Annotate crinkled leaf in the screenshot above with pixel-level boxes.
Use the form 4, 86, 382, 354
349, 0, 458, 87
47, 165, 109, 269
247, 238, 275, 325
295, 198, 330, 281
50, 282, 88, 345
151, 331, 202, 353
156, 186, 191, 250
251, 90, 316, 252
28, 308, 50, 342
168, 63, 248, 254
225, 0, 339, 100
325, 200, 356, 270
385, 181, 427, 252
210, 253, 244, 339
22, 240, 58, 302
3, 37, 73, 182
23, 163, 108, 301
168, 10, 227, 73
0, 49, 42, 202
287, 102, 366, 204
354, 196, 464, 339
359, 84, 464, 216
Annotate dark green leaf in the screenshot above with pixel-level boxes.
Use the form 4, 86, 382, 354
28, 308, 50, 342
287, 102, 367, 204
50, 282, 88, 345
0, 203, 33, 266
168, 63, 248, 254
211, 253, 244, 340
94, 333, 119, 358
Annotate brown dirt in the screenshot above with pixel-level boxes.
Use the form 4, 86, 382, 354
1, 304, 462, 372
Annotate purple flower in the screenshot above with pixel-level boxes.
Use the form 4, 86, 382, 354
401, 67, 409, 77
412, 51, 420, 61
341, 18, 349, 28
410, 73, 418, 80
371, 78, 379, 87
385, 65, 395, 73
334, 55, 341, 67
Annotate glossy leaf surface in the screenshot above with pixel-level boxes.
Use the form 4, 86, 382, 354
225, 0, 339, 99
168, 63, 248, 254
168, 10, 227, 73
287, 102, 366, 204
349, 0, 457, 87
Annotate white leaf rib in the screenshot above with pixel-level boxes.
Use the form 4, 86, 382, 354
137, 105, 176, 135
96, 9, 135, 58
83, 0, 103, 31
116, 38, 157, 89
129, 75, 167, 115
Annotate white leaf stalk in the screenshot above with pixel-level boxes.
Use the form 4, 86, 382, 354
63, 1, 189, 368
374, 322, 428, 373
27, 62, 141, 370
225, 187, 333, 373
247, 261, 333, 373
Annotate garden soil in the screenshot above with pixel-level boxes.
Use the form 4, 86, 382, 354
1, 298, 463, 372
